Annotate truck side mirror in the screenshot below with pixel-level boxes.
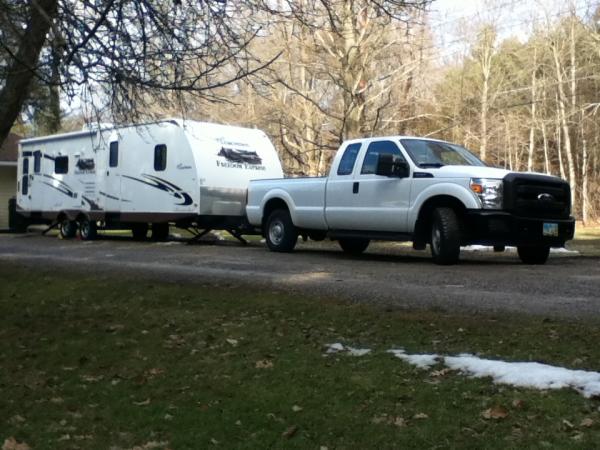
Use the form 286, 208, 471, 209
375, 153, 409, 178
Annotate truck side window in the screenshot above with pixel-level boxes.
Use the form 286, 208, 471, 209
33, 151, 41, 173
22, 157, 29, 175
154, 144, 167, 171
361, 141, 404, 175
55, 156, 68, 174
337, 143, 361, 175
109, 141, 119, 167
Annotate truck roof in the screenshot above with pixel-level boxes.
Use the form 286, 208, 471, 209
342, 135, 448, 144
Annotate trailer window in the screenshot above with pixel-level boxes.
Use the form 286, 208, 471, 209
337, 143, 361, 175
109, 141, 118, 167
22, 157, 29, 175
55, 156, 68, 174
154, 144, 167, 171
33, 151, 42, 173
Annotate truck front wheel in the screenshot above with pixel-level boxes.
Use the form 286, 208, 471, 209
338, 238, 370, 255
430, 207, 461, 265
517, 245, 550, 264
265, 209, 297, 252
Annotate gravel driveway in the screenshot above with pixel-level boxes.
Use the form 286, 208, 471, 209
1, 233, 599, 320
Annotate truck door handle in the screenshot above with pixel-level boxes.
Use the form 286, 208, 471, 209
353, 182, 359, 194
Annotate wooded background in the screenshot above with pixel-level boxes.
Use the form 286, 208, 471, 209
2, 0, 599, 222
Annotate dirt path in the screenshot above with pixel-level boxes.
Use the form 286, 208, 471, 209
2, 233, 599, 320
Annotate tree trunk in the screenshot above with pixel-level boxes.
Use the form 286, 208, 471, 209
551, 43, 576, 204
0, 0, 59, 147
527, 49, 537, 172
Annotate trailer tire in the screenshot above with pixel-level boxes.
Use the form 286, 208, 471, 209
430, 207, 460, 265
59, 219, 78, 239
517, 245, 550, 264
131, 223, 149, 240
265, 209, 297, 252
79, 218, 97, 241
338, 238, 370, 255
151, 223, 169, 241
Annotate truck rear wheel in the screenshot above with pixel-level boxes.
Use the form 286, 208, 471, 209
430, 207, 460, 265
338, 238, 370, 255
59, 219, 78, 239
517, 245, 550, 264
79, 218, 97, 241
265, 209, 297, 252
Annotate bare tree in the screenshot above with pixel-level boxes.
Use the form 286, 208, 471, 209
0, 0, 276, 148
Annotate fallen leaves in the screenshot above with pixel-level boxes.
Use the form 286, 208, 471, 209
255, 359, 274, 369
371, 414, 407, 427
580, 418, 594, 428
282, 425, 298, 439
2, 438, 30, 450
481, 405, 509, 420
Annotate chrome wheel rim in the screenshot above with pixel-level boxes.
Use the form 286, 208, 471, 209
268, 220, 284, 246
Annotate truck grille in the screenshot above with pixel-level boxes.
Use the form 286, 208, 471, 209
503, 173, 571, 219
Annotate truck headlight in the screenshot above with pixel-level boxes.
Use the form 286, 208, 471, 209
470, 178, 503, 209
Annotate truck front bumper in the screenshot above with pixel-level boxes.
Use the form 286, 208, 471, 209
464, 210, 575, 247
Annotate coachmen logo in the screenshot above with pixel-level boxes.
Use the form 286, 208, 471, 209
537, 193, 554, 202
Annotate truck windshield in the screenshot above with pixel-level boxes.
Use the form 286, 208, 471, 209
400, 139, 486, 168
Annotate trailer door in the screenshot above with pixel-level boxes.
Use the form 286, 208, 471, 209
28, 150, 45, 211
101, 140, 122, 212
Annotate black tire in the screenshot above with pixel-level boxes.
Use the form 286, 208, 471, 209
517, 245, 550, 264
430, 207, 461, 265
308, 231, 327, 242
338, 238, 370, 255
79, 218, 97, 241
131, 223, 149, 240
59, 219, 77, 239
265, 209, 297, 252
151, 222, 170, 241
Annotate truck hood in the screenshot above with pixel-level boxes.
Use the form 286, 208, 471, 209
423, 165, 512, 179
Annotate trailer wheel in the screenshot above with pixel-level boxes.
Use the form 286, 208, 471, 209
131, 223, 149, 240
59, 219, 78, 239
338, 238, 370, 255
265, 209, 297, 252
151, 223, 170, 241
79, 218, 97, 241
430, 207, 460, 265
517, 245, 550, 264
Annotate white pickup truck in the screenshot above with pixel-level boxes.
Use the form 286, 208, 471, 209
246, 136, 575, 264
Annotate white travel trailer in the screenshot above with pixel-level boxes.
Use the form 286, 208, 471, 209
16, 119, 284, 240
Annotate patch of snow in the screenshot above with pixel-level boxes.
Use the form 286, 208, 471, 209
325, 343, 371, 356
550, 247, 579, 254
388, 349, 439, 369
444, 354, 600, 398
461, 245, 579, 255
390, 349, 600, 398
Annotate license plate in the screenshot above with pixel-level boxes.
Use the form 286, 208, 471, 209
543, 222, 559, 237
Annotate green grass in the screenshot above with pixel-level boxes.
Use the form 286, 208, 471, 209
2, 262, 600, 449
569, 223, 600, 256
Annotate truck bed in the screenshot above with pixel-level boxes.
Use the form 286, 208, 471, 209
247, 177, 328, 230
